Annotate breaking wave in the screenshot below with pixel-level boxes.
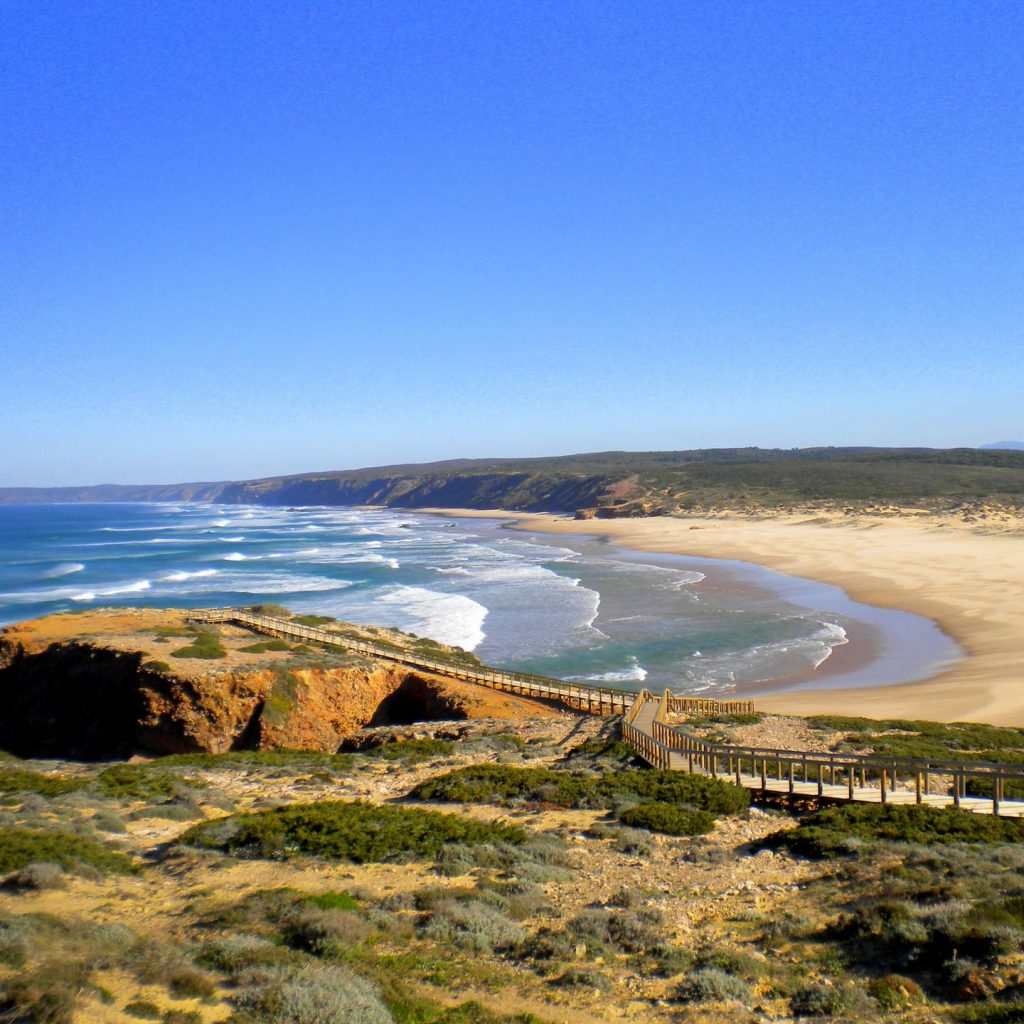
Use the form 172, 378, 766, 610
45, 563, 84, 578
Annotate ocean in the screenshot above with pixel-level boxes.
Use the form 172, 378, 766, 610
0, 503, 961, 696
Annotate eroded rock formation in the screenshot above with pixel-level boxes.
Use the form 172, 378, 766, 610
0, 609, 554, 760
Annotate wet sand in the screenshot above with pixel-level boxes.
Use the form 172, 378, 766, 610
426, 509, 1024, 726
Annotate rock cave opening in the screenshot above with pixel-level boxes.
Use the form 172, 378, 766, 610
369, 673, 467, 726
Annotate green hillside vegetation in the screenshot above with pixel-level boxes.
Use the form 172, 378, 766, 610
4, 447, 1024, 514
6, 713, 1024, 1023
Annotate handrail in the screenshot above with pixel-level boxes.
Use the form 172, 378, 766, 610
188, 608, 754, 719
629, 693, 1024, 817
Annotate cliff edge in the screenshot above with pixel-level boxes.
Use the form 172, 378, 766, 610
0, 607, 557, 759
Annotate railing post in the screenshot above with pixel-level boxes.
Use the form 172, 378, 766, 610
880, 768, 887, 804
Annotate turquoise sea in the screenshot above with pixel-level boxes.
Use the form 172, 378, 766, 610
0, 503, 961, 696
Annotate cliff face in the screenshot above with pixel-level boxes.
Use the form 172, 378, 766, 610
0, 607, 559, 760
0, 637, 462, 759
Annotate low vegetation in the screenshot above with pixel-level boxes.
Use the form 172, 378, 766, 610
181, 800, 528, 863
0, 826, 137, 874
809, 715, 1024, 762
763, 804, 1024, 858
7, 706, 1024, 1023
0, 768, 85, 797
169, 627, 226, 660
409, 763, 749, 816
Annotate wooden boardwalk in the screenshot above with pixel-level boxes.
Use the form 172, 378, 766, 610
192, 609, 1024, 817
190, 608, 748, 718
624, 689, 1024, 818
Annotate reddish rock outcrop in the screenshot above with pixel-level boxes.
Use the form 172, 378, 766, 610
0, 609, 556, 760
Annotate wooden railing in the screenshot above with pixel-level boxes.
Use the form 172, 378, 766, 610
190, 609, 752, 717
628, 689, 1024, 817
664, 693, 756, 716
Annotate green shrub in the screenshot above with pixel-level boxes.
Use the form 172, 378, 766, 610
240, 640, 292, 653
157, 749, 355, 769
181, 800, 527, 863
95, 765, 185, 801
618, 801, 715, 836
292, 614, 336, 626
409, 764, 748, 816
195, 934, 294, 974
170, 630, 226, 660
867, 974, 924, 1010
0, 827, 136, 874
366, 739, 456, 763
765, 805, 1024, 858
283, 906, 374, 953
304, 890, 359, 911
142, 660, 172, 673
790, 982, 849, 1016
0, 768, 85, 797
247, 604, 293, 617
423, 899, 526, 953
92, 811, 127, 833
162, 1012, 202, 1024
235, 963, 393, 1024
675, 966, 752, 1003
124, 1000, 162, 1020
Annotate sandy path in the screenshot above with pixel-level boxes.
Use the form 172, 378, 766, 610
424, 509, 1024, 726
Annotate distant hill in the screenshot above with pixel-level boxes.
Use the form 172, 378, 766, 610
3, 447, 1024, 516
980, 441, 1024, 451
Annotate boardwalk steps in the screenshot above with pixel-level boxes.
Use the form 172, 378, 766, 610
193, 608, 1024, 817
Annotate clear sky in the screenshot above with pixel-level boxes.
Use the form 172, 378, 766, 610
2, 1, 1021, 486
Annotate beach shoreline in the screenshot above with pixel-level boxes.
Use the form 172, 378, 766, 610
422, 508, 1024, 726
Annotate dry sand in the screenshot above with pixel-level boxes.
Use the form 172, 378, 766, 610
427, 509, 1024, 726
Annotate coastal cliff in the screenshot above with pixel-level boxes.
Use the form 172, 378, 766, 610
0, 608, 554, 759
3, 447, 1024, 517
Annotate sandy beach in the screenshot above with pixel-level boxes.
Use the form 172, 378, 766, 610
428, 509, 1024, 726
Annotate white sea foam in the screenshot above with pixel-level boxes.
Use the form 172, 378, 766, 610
220, 552, 251, 561
680, 616, 849, 693
660, 571, 706, 590
374, 585, 487, 650
71, 579, 152, 601
161, 569, 219, 582
567, 658, 648, 684
45, 563, 84, 578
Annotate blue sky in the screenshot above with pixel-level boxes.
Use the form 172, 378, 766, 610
2, 0, 1021, 486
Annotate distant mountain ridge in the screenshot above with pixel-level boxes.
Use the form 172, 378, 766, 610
3, 447, 1024, 515
980, 441, 1024, 451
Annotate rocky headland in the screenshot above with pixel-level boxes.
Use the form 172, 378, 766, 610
0, 608, 558, 760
